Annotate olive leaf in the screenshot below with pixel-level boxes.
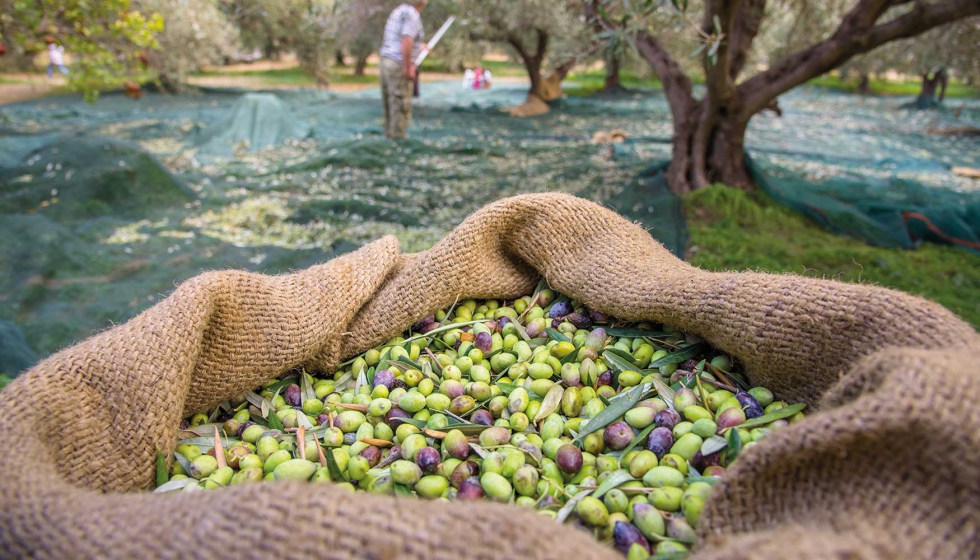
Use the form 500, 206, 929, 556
427, 424, 491, 436
333, 370, 353, 390
396, 418, 428, 430
545, 329, 571, 342
397, 356, 424, 371
394, 483, 414, 497
153, 477, 195, 493
737, 403, 806, 430
173, 451, 193, 474
694, 364, 713, 420
723, 425, 742, 465
533, 384, 565, 422
353, 365, 368, 395
684, 476, 720, 485
244, 391, 274, 418
559, 345, 583, 365
295, 411, 314, 430
700, 434, 728, 456
263, 374, 300, 393
649, 342, 709, 368
266, 409, 285, 431
156, 451, 169, 487
496, 382, 518, 395
438, 295, 461, 327
556, 489, 594, 523
421, 360, 440, 383
602, 350, 637, 375
512, 317, 531, 342
468, 443, 489, 459
300, 369, 316, 404
617, 424, 657, 468
324, 447, 345, 482
604, 347, 639, 365
593, 469, 635, 499
402, 319, 485, 346
650, 376, 676, 409
180, 423, 227, 436
604, 328, 671, 338
572, 384, 645, 445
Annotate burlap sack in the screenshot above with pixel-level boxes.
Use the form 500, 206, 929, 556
1, 193, 977, 559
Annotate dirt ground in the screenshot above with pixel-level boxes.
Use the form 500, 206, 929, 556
0, 73, 68, 105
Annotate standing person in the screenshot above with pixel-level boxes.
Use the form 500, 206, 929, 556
46, 39, 69, 79
379, 1, 428, 139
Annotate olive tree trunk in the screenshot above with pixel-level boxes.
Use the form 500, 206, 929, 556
588, 0, 980, 194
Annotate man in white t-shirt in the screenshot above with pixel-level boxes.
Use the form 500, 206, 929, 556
47, 42, 69, 79
379, 1, 428, 139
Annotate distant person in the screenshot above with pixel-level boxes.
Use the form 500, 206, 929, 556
379, 0, 429, 139
462, 65, 492, 90
475, 65, 492, 89
46, 40, 68, 79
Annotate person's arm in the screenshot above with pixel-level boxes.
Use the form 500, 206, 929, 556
401, 36, 415, 79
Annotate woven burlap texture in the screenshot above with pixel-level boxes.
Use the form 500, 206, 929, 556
1, 193, 976, 559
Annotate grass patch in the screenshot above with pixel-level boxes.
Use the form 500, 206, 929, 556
195, 66, 379, 86
685, 185, 980, 328
564, 68, 662, 96
808, 74, 979, 98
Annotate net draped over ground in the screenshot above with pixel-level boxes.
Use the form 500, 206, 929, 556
0, 82, 977, 373
0, 193, 977, 559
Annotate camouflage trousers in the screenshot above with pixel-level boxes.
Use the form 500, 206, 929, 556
379, 57, 413, 139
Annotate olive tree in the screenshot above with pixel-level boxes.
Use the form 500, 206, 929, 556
0, 0, 163, 100
588, 0, 980, 193
134, 0, 240, 90
459, 0, 592, 102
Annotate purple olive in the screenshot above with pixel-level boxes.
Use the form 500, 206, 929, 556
691, 450, 721, 471
497, 316, 511, 328
604, 421, 634, 451
457, 476, 484, 501
548, 301, 573, 318
645, 427, 674, 459
412, 315, 436, 333
441, 379, 465, 399
471, 409, 494, 426
392, 378, 408, 390
596, 370, 613, 387
474, 331, 492, 353
555, 444, 584, 474
588, 309, 609, 323
450, 460, 480, 488
654, 409, 681, 430
735, 392, 765, 419
414, 447, 441, 473
385, 407, 412, 426
613, 522, 651, 556
359, 445, 382, 468
565, 312, 592, 329
372, 369, 395, 389
236, 421, 256, 438
283, 384, 302, 406
680, 359, 700, 372
315, 414, 330, 426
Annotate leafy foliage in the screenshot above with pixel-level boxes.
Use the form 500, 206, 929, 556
0, 0, 163, 100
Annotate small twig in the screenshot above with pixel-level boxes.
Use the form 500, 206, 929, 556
297, 426, 307, 461
213, 426, 227, 469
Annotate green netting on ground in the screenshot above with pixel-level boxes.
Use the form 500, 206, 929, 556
0, 81, 977, 373
195, 93, 313, 156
